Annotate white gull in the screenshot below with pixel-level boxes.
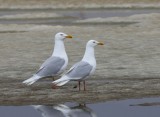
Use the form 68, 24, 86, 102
52, 40, 104, 91
23, 32, 72, 85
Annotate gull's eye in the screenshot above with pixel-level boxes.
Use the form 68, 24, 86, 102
93, 41, 96, 43
60, 34, 63, 36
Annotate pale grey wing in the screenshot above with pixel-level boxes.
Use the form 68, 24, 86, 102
36, 57, 65, 77
62, 62, 80, 75
66, 61, 93, 80
39, 57, 54, 69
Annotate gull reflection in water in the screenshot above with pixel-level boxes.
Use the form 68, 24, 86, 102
33, 104, 97, 117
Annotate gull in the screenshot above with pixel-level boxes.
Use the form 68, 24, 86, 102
33, 104, 97, 117
52, 40, 104, 91
33, 105, 64, 117
22, 32, 72, 85
54, 104, 97, 117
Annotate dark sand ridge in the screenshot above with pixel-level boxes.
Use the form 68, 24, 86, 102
0, 0, 160, 9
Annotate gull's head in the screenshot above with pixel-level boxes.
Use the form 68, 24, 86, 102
87, 40, 104, 47
55, 32, 72, 41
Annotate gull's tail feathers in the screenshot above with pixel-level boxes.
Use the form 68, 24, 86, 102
22, 75, 41, 86
52, 75, 70, 87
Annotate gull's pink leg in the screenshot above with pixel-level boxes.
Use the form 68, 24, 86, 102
52, 84, 58, 89
83, 81, 86, 91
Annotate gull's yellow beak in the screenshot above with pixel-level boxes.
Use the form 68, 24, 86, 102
97, 42, 104, 45
65, 35, 73, 38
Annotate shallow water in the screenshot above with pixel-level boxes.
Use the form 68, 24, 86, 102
59, 9, 160, 19
0, 9, 160, 25
1, 97, 160, 117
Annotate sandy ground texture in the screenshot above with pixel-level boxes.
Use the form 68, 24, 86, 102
0, 0, 160, 9
0, 13, 160, 105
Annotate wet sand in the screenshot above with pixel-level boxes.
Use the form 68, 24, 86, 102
0, 8, 160, 105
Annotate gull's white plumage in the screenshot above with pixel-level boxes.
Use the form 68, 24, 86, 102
22, 32, 72, 85
52, 40, 104, 90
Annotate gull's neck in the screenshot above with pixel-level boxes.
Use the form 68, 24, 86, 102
82, 45, 96, 66
52, 39, 67, 59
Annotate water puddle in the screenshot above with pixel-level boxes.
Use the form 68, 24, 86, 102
0, 97, 160, 117
59, 9, 160, 19
0, 9, 159, 25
